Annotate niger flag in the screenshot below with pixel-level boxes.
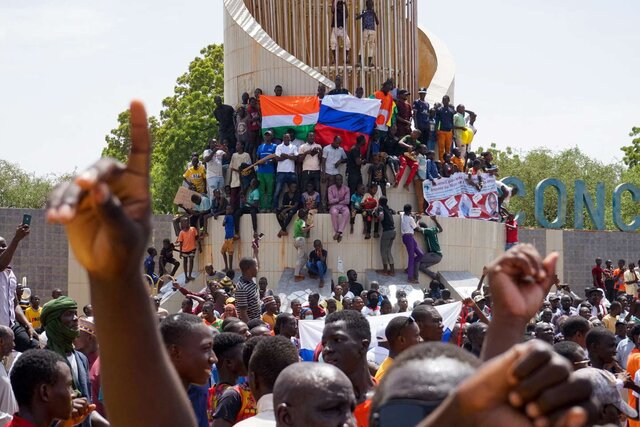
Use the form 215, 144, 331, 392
260, 96, 319, 140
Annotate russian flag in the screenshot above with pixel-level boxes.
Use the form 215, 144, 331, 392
314, 95, 381, 153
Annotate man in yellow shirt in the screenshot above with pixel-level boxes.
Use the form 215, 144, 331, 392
375, 315, 422, 381
24, 295, 42, 329
602, 301, 622, 333
183, 153, 207, 194
261, 296, 278, 330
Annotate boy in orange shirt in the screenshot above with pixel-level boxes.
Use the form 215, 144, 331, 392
176, 217, 198, 281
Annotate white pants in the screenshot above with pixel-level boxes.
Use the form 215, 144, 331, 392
330, 27, 351, 50
361, 29, 376, 58
294, 237, 307, 276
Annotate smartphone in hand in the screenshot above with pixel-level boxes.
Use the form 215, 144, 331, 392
22, 214, 32, 226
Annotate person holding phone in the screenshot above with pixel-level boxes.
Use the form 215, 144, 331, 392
0, 223, 39, 351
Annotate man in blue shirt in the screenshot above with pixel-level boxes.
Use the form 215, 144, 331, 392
425, 150, 441, 185
413, 88, 430, 146
256, 130, 277, 211
435, 95, 455, 162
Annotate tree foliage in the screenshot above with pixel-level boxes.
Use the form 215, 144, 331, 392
483, 144, 632, 230
621, 127, 640, 169
102, 44, 224, 213
0, 160, 73, 209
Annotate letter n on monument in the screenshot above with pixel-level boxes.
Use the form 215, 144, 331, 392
574, 180, 605, 230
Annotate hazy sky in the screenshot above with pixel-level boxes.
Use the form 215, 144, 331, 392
2, 0, 638, 176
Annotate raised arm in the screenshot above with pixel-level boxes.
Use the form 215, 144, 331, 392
0, 225, 29, 271
46, 101, 196, 427
481, 244, 557, 361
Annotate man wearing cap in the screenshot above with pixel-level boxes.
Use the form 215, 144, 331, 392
75, 317, 99, 369
40, 296, 94, 427
574, 367, 638, 425
413, 88, 430, 146
256, 130, 277, 211
395, 89, 413, 138
261, 296, 278, 330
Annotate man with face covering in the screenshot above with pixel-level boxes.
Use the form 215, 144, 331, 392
41, 296, 108, 427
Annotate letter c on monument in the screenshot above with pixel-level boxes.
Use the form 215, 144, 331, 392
613, 183, 640, 232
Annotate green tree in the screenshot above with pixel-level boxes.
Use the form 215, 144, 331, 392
102, 44, 224, 213
621, 127, 640, 168
151, 44, 224, 213
483, 144, 623, 230
0, 160, 73, 208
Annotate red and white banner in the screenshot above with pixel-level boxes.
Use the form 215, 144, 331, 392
422, 173, 500, 220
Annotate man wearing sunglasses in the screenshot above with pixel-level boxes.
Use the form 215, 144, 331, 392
374, 315, 422, 381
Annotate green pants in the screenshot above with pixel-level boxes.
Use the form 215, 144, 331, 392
258, 172, 274, 209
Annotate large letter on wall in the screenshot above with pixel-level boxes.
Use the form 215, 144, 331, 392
613, 183, 640, 232
501, 176, 526, 225
574, 180, 605, 230
535, 179, 567, 229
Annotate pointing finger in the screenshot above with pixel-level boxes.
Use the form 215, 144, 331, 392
127, 100, 151, 178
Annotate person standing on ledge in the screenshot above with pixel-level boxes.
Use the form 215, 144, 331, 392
376, 197, 396, 276
293, 209, 314, 282
435, 95, 455, 162
328, 175, 350, 243
330, 0, 351, 65
418, 216, 443, 281
355, 0, 379, 67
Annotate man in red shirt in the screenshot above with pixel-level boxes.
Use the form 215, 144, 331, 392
505, 213, 518, 251
592, 257, 605, 290
8, 350, 94, 427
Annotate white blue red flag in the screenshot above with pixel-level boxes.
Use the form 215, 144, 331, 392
314, 94, 381, 152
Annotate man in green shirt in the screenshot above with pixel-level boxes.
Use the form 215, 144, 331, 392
293, 209, 314, 282
418, 216, 443, 280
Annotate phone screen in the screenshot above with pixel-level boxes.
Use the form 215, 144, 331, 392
22, 214, 32, 226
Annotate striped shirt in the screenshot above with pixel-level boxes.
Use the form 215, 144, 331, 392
235, 277, 261, 320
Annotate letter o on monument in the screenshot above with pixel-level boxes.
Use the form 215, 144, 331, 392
613, 183, 640, 232
534, 179, 567, 229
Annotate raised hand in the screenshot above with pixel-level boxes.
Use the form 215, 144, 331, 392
46, 101, 151, 281
58, 398, 95, 427
487, 244, 557, 322
422, 341, 593, 427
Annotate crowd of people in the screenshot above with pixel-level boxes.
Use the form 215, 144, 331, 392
172, 76, 521, 285
0, 103, 636, 426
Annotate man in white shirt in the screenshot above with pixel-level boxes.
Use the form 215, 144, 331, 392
0, 326, 17, 416
234, 336, 299, 427
321, 136, 347, 211
203, 138, 229, 199
298, 131, 323, 195
273, 133, 299, 210
0, 225, 39, 352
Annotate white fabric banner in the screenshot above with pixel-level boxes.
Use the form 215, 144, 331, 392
298, 301, 462, 351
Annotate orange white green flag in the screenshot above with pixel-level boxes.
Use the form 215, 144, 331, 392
260, 96, 320, 140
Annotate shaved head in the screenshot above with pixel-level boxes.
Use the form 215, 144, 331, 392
274, 362, 355, 427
